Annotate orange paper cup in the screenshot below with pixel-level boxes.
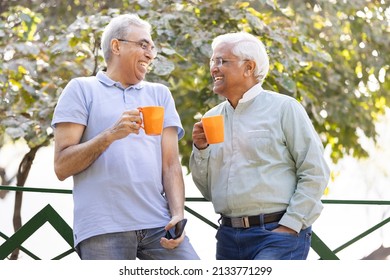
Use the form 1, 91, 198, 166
138, 106, 164, 135
202, 115, 224, 144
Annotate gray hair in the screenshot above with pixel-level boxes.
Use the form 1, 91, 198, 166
211, 32, 269, 84
101, 14, 152, 63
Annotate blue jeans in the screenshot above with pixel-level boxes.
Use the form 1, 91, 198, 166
216, 222, 312, 260
77, 227, 199, 260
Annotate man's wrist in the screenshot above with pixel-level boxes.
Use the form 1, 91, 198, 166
194, 143, 209, 150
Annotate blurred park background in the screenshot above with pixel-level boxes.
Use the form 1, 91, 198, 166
1, 0, 389, 260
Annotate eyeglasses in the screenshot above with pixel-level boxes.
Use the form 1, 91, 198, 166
209, 57, 248, 68
117, 39, 158, 57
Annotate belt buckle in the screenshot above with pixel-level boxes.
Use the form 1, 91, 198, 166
231, 217, 250, 228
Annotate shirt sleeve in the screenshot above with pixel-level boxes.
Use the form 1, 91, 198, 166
279, 99, 330, 232
51, 79, 89, 128
159, 85, 185, 140
189, 145, 212, 201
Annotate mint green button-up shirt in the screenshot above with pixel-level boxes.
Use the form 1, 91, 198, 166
190, 83, 330, 233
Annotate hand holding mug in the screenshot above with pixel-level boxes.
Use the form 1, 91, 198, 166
111, 109, 142, 140
192, 121, 208, 150
192, 115, 224, 149
201, 115, 224, 144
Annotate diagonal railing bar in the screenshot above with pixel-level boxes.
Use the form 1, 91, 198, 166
185, 205, 218, 229
0, 206, 50, 260
333, 216, 390, 254
0, 204, 74, 260
52, 248, 76, 260
0, 232, 41, 260
311, 232, 339, 260
45, 205, 74, 248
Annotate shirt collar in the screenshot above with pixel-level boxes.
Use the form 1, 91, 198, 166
238, 83, 263, 104
97, 71, 144, 90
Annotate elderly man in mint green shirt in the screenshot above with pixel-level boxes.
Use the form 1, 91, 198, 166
190, 32, 330, 260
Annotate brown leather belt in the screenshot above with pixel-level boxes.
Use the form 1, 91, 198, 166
221, 211, 285, 228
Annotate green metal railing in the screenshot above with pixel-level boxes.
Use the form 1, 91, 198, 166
1, 185, 390, 260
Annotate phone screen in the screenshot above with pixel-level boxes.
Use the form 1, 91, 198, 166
165, 219, 187, 240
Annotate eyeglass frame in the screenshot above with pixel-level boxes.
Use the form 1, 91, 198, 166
116, 38, 158, 57
209, 57, 249, 68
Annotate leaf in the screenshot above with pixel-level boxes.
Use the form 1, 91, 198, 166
277, 73, 297, 93
5, 127, 25, 139
152, 56, 175, 76
13, 42, 40, 56
160, 47, 176, 56
246, 13, 267, 31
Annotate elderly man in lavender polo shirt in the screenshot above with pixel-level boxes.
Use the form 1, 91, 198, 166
51, 14, 199, 260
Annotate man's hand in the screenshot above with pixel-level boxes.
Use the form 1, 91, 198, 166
272, 225, 298, 236
160, 216, 185, 250
192, 121, 208, 150
109, 109, 142, 140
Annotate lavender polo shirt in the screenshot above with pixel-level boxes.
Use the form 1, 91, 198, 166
51, 71, 184, 247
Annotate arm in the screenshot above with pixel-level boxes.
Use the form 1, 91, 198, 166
160, 126, 187, 249
278, 100, 330, 233
189, 121, 212, 200
161, 126, 185, 220
53, 109, 142, 181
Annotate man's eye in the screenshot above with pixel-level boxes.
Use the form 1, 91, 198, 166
216, 58, 224, 65
140, 42, 148, 49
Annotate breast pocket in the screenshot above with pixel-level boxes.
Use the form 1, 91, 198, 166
246, 130, 272, 163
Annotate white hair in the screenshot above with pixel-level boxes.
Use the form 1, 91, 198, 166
101, 14, 152, 63
211, 32, 269, 84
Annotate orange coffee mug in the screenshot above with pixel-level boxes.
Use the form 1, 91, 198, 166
202, 115, 224, 144
138, 106, 164, 135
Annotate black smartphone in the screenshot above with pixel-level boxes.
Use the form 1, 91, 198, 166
165, 218, 187, 240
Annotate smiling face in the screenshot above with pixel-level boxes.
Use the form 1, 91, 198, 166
108, 26, 155, 87
210, 43, 250, 106
210, 43, 258, 108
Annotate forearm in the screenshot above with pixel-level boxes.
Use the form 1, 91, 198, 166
163, 160, 185, 218
54, 129, 114, 181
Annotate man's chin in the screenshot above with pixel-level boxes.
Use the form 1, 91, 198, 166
213, 87, 223, 95
135, 74, 146, 83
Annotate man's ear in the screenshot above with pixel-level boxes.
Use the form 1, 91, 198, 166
244, 60, 256, 77
111, 39, 121, 55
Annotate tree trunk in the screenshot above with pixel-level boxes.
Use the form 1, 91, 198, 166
9, 145, 41, 260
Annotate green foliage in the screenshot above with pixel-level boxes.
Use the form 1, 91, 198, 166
1, 0, 389, 173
